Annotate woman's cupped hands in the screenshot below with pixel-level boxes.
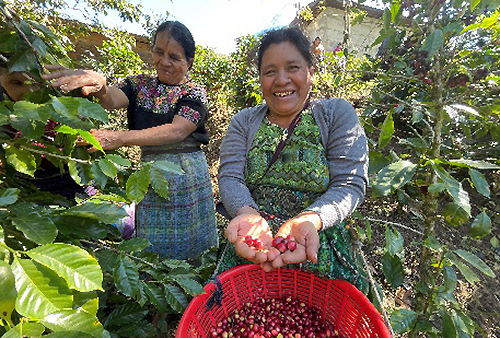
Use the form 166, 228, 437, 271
225, 212, 321, 272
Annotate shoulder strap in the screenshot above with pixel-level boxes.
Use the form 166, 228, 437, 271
250, 101, 311, 191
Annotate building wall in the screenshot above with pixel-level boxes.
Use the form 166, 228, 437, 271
301, 7, 383, 57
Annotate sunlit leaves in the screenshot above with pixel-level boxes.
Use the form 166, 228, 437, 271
41, 310, 104, 337
27, 244, 103, 292
12, 258, 73, 319
5, 145, 37, 176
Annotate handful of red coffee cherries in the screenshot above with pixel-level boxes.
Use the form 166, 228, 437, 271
244, 235, 297, 253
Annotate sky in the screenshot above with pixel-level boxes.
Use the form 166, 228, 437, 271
70, 0, 313, 55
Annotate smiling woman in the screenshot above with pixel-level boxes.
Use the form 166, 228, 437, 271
41, 20, 219, 260
217, 27, 369, 291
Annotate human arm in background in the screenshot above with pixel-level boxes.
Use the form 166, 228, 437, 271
43, 65, 199, 151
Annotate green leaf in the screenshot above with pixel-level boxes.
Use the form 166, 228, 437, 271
98, 158, 118, 178
422, 29, 444, 58
469, 211, 492, 239
0, 188, 19, 206
151, 160, 184, 175
50, 97, 93, 130
41, 310, 104, 337
27, 244, 103, 292
390, 308, 417, 334
432, 163, 471, 216
164, 284, 189, 313
443, 202, 470, 227
424, 235, 442, 252
8, 48, 39, 72
165, 267, 197, 280
75, 97, 108, 123
113, 256, 140, 298
441, 310, 457, 338
12, 101, 43, 120
90, 163, 108, 188
491, 236, 500, 249
467, 0, 481, 10
390, 1, 401, 22
385, 227, 403, 256
382, 252, 404, 288
63, 202, 128, 225
368, 151, 390, 175
126, 167, 150, 203
468, 168, 490, 198
105, 154, 131, 168
54, 215, 108, 239
2, 322, 46, 338
143, 282, 168, 313
41, 331, 94, 338
104, 303, 148, 328
454, 250, 495, 277
448, 159, 500, 170
10, 203, 57, 244
442, 266, 458, 293
56, 126, 103, 153
372, 160, 417, 197
11, 258, 73, 319
453, 309, 475, 336
162, 259, 193, 270
79, 298, 99, 317
378, 113, 394, 148
149, 164, 170, 199
447, 253, 480, 285
175, 279, 205, 297
5, 145, 37, 176
118, 237, 151, 252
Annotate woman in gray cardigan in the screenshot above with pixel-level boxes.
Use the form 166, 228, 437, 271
218, 27, 368, 288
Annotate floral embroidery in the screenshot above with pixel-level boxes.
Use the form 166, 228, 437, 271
179, 106, 201, 124
121, 74, 207, 115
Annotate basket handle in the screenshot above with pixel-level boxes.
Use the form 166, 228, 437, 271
204, 276, 224, 311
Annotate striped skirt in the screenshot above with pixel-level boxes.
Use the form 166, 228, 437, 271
136, 150, 218, 259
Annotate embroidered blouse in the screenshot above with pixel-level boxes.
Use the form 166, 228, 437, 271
119, 74, 210, 146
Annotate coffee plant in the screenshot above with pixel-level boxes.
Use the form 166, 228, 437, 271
358, 0, 499, 336
0, 3, 216, 337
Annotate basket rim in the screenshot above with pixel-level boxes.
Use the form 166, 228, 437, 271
177, 264, 392, 338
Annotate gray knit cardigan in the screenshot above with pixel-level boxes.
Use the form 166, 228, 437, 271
218, 98, 369, 230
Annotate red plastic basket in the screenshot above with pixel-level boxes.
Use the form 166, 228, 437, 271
176, 264, 392, 338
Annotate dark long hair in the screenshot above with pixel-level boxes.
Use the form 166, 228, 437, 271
257, 27, 313, 72
153, 21, 196, 65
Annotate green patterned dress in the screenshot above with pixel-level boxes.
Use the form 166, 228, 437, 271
218, 109, 366, 290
